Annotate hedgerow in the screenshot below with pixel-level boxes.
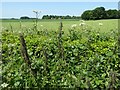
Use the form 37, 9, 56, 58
1, 23, 120, 89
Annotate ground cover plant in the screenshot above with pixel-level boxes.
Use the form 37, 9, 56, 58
1, 19, 120, 89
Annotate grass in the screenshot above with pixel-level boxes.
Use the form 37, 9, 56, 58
1, 19, 118, 33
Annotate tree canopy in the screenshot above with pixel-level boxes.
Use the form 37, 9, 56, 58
20, 16, 30, 19
42, 15, 81, 19
19, 7, 120, 20
81, 7, 120, 20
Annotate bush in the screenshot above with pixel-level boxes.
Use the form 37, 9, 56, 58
1, 24, 120, 89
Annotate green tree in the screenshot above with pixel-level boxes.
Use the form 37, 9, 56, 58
118, 10, 120, 18
81, 10, 93, 20
106, 9, 118, 19
92, 7, 106, 19
20, 16, 30, 19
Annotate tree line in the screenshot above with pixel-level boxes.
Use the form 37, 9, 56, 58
20, 15, 81, 20
20, 16, 36, 19
42, 15, 81, 19
81, 7, 120, 20
19, 7, 120, 20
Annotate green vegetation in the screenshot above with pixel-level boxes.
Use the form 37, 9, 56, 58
42, 15, 81, 19
1, 19, 118, 33
81, 7, 120, 20
1, 19, 120, 89
19, 7, 120, 20
20, 16, 30, 19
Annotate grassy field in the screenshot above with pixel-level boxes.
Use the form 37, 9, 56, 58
1, 19, 118, 33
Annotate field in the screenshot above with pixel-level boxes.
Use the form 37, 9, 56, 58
1, 19, 118, 33
1, 19, 120, 89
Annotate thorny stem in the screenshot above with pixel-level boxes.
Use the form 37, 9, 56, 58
108, 70, 116, 90
58, 22, 64, 60
118, 36, 120, 58
42, 47, 49, 75
19, 33, 38, 86
118, 19, 120, 58
42, 47, 50, 86
9, 24, 13, 33
20, 21, 22, 29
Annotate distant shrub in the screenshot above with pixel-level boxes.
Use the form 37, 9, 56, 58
20, 16, 30, 19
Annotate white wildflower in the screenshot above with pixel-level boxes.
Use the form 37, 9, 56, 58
81, 20, 85, 22
99, 23, 103, 26
1, 27, 4, 29
1, 27, 7, 30
79, 22, 86, 26
8, 43, 15, 47
28, 28, 31, 30
21, 25, 26, 28
1, 83, 9, 88
40, 25, 43, 27
71, 75, 77, 80
18, 31, 22, 34
71, 24, 77, 28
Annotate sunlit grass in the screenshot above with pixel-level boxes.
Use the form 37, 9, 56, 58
1, 19, 118, 33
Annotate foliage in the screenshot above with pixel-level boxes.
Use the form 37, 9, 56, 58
42, 15, 81, 19
1, 19, 118, 33
20, 16, 30, 19
81, 10, 93, 20
81, 7, 120, 20
1, 21, 120, 89
106, 9, 119, 19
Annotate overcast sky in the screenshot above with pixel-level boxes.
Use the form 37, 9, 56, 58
1, 2, 119, 19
